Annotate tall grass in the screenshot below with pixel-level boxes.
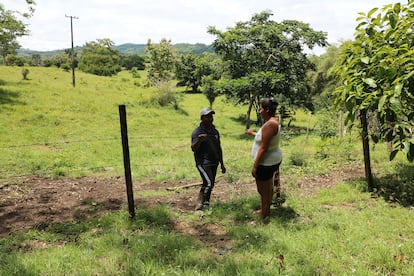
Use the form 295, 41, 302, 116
1, 65, 413, 274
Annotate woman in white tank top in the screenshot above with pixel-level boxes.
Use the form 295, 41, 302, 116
246, 98, 282, 221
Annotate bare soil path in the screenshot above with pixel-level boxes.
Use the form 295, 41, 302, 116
0, 167, 364, 236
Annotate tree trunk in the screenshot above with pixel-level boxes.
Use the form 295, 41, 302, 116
306, 112, 312, 139
360, 110, 374, 191
245, 95, 255, 129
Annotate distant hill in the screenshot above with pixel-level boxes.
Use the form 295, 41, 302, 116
17, 43, 214, 58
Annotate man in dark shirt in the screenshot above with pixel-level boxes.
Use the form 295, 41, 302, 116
191, 108, 226, 210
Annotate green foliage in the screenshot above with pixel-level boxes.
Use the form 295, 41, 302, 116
130, 67, 141, 79
29, 53, 42, 66
308, 46, 341, 110
145, 38, 176, 87
44, 49, 77, 70
332, 1, 414, 162
175, 53, 221, 95
5, 54, 25, 66
121, 53, 145, 70
78, 38, 122, 76
21, 67, 29, 80
151, 81, 181, 108
0, 4, 30, 64
42, 52, 69, 68
201, 74, 220, 108
314, 109, 339, 139
208, 9, 328, 120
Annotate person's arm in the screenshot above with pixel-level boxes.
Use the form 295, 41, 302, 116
245, 129, 256, 136
218, 135, 226, 173
191, 133, 207, 152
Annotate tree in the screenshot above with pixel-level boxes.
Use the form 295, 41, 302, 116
201, 75, 220, 108
145, 39, 181, 107
201, 53, 226, 107
175, 54, 199, 92
308, 46, 341, 110
121, 54, 145, 70
175, 53, 218, 93
6, 54, 25, 66
46, 51, 71, 69
0, 5, 28, 64
21, 67, 29, 80
145, 38, 176, 87
78, 38, 121, 76
0, 1, 35, 64
29, 53, 41, 66
208, 10, 328, 127
332, 1, 414, 189
306, 46, 344, 138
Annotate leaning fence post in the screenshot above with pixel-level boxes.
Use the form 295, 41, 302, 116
119, 104, 135, 219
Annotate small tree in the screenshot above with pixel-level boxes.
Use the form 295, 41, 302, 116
145, 38, 176, 87
29, 53, 42, 66
146, 38, 181, 107
78, 38, 121, 76
332, 1, 414, 189
21, 68, 29, 80
201, 75, 219, 108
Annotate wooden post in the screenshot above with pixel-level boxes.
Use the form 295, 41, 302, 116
119, 105, 135, 219
65, 14, 78, 88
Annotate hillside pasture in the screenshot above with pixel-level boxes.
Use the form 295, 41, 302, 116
0, 65, 413, 275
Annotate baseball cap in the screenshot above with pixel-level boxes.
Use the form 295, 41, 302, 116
200, 108, 215, 119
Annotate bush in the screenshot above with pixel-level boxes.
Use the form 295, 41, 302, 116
6, 55, 25, 66
153, 81, 181, 109
21, 68, 29, 80
315, 109, 338, 139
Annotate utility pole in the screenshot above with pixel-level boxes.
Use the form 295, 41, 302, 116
65, 14, 78, 88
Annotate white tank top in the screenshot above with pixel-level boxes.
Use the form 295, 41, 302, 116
252, 123, 282, 166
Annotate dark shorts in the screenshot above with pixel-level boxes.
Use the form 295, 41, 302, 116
255, 163, 281, 181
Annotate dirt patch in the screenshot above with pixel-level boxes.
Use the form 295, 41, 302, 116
0, 167, 364, 237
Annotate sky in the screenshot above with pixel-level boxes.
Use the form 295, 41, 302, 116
3, 0, 404, 54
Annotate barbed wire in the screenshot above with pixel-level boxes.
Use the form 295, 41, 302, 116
0, 131, 248, 150
0, 131, 252, 179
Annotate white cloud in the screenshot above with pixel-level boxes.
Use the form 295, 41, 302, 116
2, 0, 403, 51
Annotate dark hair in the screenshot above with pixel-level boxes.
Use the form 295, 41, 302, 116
260, 98, 278, 116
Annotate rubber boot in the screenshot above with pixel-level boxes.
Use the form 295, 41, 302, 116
204, 188, 212, 207
195, 190, 204, 210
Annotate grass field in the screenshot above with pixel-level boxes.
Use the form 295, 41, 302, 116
1, 65, 413, 275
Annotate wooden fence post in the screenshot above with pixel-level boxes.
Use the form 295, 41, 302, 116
119, 105, 135, 219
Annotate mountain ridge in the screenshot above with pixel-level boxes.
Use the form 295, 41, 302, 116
17, 43, 214, 57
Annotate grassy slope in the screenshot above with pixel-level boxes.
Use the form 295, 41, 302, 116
1, 66, 261, 183
1, 65, 414, 275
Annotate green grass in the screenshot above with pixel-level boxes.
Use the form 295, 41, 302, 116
0, 66, 254, 182
1, 187, 413, 275
1, 65, 414, 275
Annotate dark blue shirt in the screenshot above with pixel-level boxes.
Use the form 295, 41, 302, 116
191, 124, 222, 165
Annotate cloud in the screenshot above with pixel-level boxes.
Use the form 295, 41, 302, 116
3, 0, 402, 51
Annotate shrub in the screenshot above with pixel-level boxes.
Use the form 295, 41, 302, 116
21, 68, 30, 80
153, 81, 181, 109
